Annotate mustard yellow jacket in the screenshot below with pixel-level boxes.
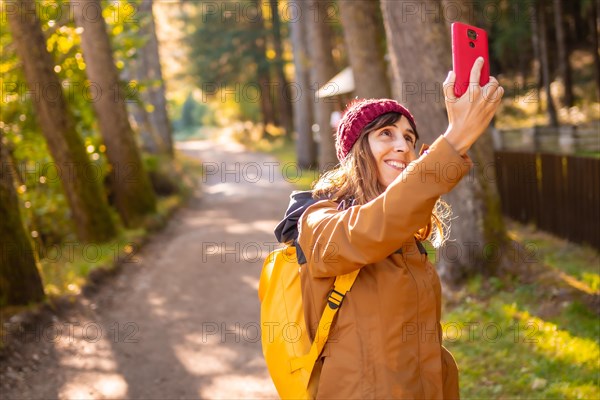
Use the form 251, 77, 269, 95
297, 135, 472, 399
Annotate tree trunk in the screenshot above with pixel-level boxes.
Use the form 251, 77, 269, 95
73, 0, 157, 227
7, 0, 116, 242
530, 0, 543, 112
0, 136, 45, 306
591, 0, 600, 102
381, 0, 508, 284
269, 0, 294, 136
136, 0, 174, 156
572, 0, 588, 43
537, 0, 560, 126
129, 96, 163, 155
258, 71, 276, 126
338, 0, 391, 99
553, 0, 574, 108
306, 0, 338, 171
120, 63, 163, 155
289, 0, 316, 169
249, 0, 276, 126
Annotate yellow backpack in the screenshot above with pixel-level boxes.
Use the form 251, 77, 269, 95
258, 245, 359, 399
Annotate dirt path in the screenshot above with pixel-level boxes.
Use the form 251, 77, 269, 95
1, 140, 295, 399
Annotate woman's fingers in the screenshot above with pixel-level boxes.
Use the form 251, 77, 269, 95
482, 77, 504, 105
497, 85, 505, 99
469, 57, 484, 84
443, 70, 457, 102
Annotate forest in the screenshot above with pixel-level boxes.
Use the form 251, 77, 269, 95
0, 0, 599, 398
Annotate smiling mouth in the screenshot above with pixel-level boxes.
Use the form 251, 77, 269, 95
384, 160, 407, 171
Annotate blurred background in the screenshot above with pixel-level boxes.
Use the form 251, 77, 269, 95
1, 0, 599, 398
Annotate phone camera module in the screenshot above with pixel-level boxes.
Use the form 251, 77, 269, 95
469, 42, 475, 48
467, 29, 478, 40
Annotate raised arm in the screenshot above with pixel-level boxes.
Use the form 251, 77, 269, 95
298, 135, 471, 278
299, 59, 503, 278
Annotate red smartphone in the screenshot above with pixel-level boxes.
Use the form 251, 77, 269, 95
451, 22, 490, 98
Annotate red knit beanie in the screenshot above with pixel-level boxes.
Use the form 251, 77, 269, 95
335, 98, 417, 161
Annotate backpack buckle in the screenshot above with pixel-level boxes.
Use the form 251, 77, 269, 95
327, 289, 345, 310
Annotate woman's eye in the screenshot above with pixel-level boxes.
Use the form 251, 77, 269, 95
381, 130, 391, 137
404, 135, 413, 142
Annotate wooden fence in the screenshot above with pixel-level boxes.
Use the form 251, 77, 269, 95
494, 151, 600, 250
493, 122, 600, 154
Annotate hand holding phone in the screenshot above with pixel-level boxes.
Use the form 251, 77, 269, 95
442, 58, 504, 155
451, 22, 490, 97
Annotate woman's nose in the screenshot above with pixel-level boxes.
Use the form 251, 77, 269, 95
394, 137, 409, 152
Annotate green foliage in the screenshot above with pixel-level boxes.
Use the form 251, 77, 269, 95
184, 0, 272, 122
180, 92, 199, 128
0, 0, 157, 247
105, 0, 161, 113
177, 92, 212, 130
185, 0, 267, 86
476, 0, 534, 74
1, 0, 108, 246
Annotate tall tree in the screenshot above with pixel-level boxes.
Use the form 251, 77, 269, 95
249, 0, 277, 126
553, 0, 574, 108
338, 0, 391, 99
289, 0, 316, 169
120, 61, 163, 155
530, 0, 543, 112
73, 0, 157, 227
0, 135, 45, 306
306, 0, 338, 171
126, 88, 163, 155
381, 0, 509, 283
269, 0, 294, 135
135, 0, 174, 156
536, 0, 559, 126
7, 0, 116, 242
589, 0, 600, 102
186, 0, 276, 124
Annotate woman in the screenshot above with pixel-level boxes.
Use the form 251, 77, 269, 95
275, 58, 503, 399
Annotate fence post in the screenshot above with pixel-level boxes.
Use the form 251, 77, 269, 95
558, 125, 575, 153
523, 126, 536, 151
491, 126, 503, 150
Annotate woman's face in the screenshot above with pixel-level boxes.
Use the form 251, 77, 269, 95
367, 116, 418, 187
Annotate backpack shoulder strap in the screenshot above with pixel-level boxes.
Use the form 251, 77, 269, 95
289, 268, 360, 381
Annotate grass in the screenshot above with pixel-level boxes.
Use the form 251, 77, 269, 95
422, 228, 599, 399
443, 279, 599, 399
505, 220, 600, 293
422, 222, 598, 398
438, 220, 600, 399
39, 227, 146, 296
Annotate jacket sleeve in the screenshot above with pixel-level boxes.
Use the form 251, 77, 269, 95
297, 135, 473, 278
